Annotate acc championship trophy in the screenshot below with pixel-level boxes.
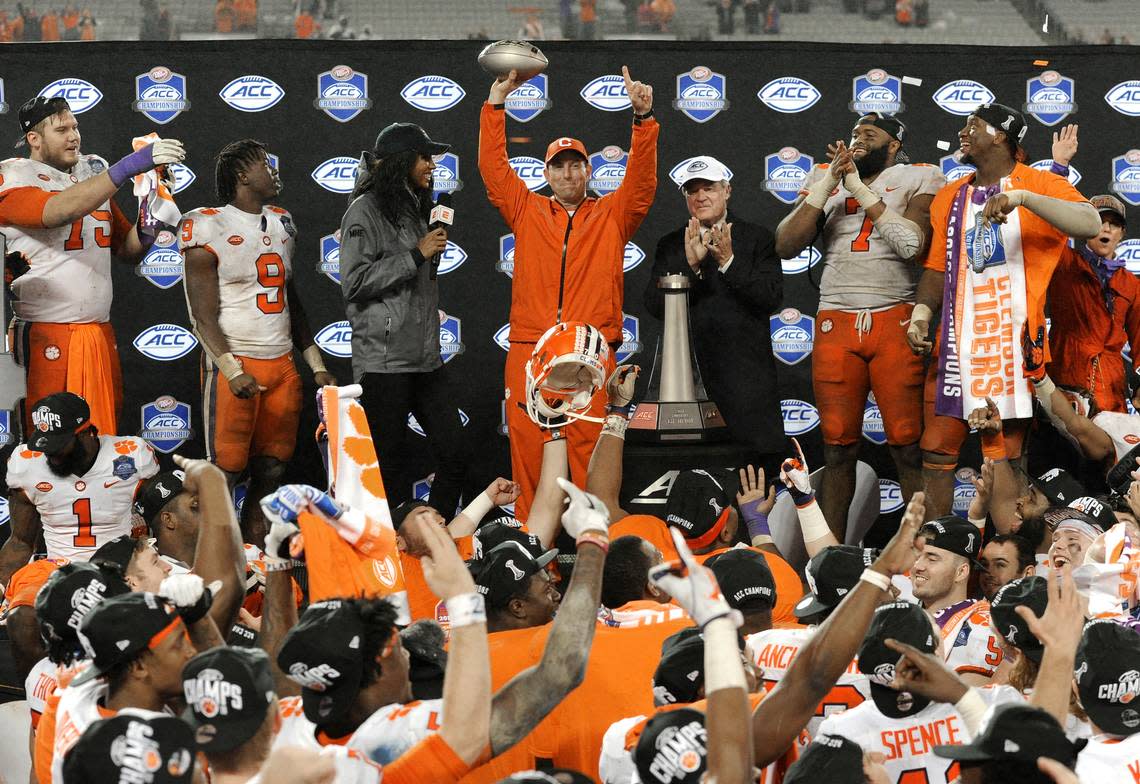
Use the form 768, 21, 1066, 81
628, 274, 727, 442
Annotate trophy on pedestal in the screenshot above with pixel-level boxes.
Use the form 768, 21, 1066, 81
628, 274, 728, 442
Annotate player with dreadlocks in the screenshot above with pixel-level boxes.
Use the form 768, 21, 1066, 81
179, 139, 335, 544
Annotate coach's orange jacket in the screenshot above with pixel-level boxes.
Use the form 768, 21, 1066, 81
478, 101, 658, 345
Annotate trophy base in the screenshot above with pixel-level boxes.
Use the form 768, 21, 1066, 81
626, 400, 730, 443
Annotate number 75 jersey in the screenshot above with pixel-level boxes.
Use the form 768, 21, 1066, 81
179, 204, 296, 360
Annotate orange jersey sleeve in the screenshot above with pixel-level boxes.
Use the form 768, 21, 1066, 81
923, 180, 962, 272
0, 185, 52, 228
762, 551, 806, 627
382, 731, 470, 784
33, 692, 60, 784
5, 558, 64, 608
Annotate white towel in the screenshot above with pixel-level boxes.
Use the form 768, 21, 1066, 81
131, 132, 181, 232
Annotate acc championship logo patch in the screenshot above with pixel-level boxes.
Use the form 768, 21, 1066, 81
781, 399, 820, 436
431, 152, 463, 196
764, 147, 812, 204
940, 152, 976, 181
769, 308, 814, 365
932, 80, 995, 115
38, 77, 102, 113
758, 77, 820, 114
1112, 150, 1140, 207
862, 393, 886, 445
319, 230, 341, 283
953, 467, 978, 517
219, 75, 284, 112
588, 146, 628, 196
0, 411, 13, 446
316, 65, 371, 122
140, 396, 192, 453
135, 230, 183, 289
439, 311, 464, 362
314, 321, 352, 357
1024, 70, 1076, 126
781, 246, 822, 275
409, 409, 470, 437
669, 157, 734, 187
311, 157, 360, 194
505, 74, 552, 122
879, 479, 904, 513
616, 314, 642, 363
850, 69, 903, 114
1031, 158, 1081, 185
509, 156, 547, 191
438, 242, 467, 275
624, 242, 646, 272
401, 75, 465, 112
493, 324, 511, 352
497, 234, 515, 278
133, 66, 190, 124
673, 66, 728, 123
580, 74, 630, 111
1105, 80, 1140, 117
133, 324, 197, 361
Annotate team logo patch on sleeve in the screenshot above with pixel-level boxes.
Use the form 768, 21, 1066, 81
112, 455, 138, 480
505, 74, 552, 122
316, 65, 372, 122
133, 66, 190, 124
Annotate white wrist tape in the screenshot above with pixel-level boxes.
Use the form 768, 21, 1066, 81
845, 175, 882, 211
459, 491, 494, 524
968, 515, 987, 530
797, 498, 832, 543
216, 352, 244, 381
955, 688, 990, 736
702, 617, 748, 695
303, 345, 328, 375
859, 568, 892, 592
601, 413, 629, 441
1033, 374, 1056, 403
446, 592, 487, 628
911, 304, 933, 325
804, 173, 838, 210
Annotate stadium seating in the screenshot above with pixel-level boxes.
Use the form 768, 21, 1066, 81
1038, 0, 1139, 44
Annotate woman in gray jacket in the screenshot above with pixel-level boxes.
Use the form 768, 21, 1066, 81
338, 122, 470, 516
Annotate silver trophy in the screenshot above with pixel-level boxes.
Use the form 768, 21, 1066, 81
628, 274, 727, 442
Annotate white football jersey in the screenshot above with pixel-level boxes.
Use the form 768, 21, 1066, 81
798, 162, 946, 310
246, 747, 382, 784
746, 625, 871, 739
598, 714, 645, 784
941, 601, 1004, 680
1092, 412, 1140, 464
1075, 733, 1140, 782
50, 675, 111, 784
26, 656, 58, 725
817, 686, 1021, 784
0, 155, 121, 323
179, 204, 296, 359
7, 435, 159, 560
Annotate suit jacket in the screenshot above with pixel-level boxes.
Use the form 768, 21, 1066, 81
643, 212, 785, 452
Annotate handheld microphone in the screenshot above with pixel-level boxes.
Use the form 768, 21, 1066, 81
428, 193, 454, 280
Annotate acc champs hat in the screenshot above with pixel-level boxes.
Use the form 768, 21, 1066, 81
472, 540, 557, 607
544, 136, 588, 164
652, 633, 705, 706
665, 469, 733, 550
183, 646, 277, 751
784, 734, 866, 784
919, 517, 983, 565
134, 471, 187, 529
15, 94, 71, 148
28, 391, 91, 456
35, 561, 130, 659
972, 102, 1029, 147
706, 548, 776, 613
62, 710, 197, 784
794, 545, 878, 620
73, 592, 183, 686
1028, 467, 1086, 506
989, 575, 1048, 663
933, 703, 1083, 768
857, 601, 938, 718
633, 707, 708, 784
1075, 618, 1140, 736
675, 155, 731, 188
472, 519, 557, 563
277, 600, 371, 724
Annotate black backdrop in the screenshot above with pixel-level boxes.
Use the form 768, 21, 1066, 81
2, 39, 1137, 528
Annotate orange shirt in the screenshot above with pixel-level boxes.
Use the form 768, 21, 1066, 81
384, 731, 470, 784
694, 546, 805, 627
294, 12, 316, 38
40, 12, 59, 40
402, 535, 473, 622
5, 558, 66, 609
609, 514, 679, 560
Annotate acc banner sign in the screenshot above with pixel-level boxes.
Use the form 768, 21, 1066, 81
497, 234, 515, 278
168, 163, 196, 194
315, 320, 353, 357
316, 65, 372, 122
932, 80, 995, 115
312, 157, 360, 194
1118, 239, 1140, 275
38, 77, 102, 113
134, 324, 197, 361
763, 147, 812, 204
134, 66, 189, 124
952, 467, 978, 518
862, 394, 887, 445
757, 77, 820, 114
781, 399, 820, 436
940, 153, 976, 181
219, 75, 284, 112
493, 324, 511, 352
140, 395, 192, 453
509, 156, 547, 191
505, 75, 552, 122
879, 479, 904, 514
782, 246, 821, 275
1112, 150, 1140, 207
588, 146, 628, 196
135, 230, 183, 289
401, 75, 465, 112
616, 314, 641, 363
319, 231, 341, 284
673, 66, 728, 123
439, 312, 464, 362
581, 74, 631, 111
1024, 70, 1076, 126
431, 152, 463, 196
769, 308, 814, 365
1105, 80, 1140, 117
850, 69, 903, 115
1031, 159, 1081, 186
0, 411, 13, 446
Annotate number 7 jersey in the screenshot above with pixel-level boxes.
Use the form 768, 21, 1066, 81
179, 204, 296, 359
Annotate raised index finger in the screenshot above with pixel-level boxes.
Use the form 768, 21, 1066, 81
622, 65, 634, 89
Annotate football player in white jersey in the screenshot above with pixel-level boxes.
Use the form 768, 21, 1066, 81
1073, 619, 1140, 782
181, 138, 335, 544
1, 95, 184, 436
0, 392, 159, 587
776, 113, 944, 536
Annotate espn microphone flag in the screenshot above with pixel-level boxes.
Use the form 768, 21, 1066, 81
302, 384, 409, 619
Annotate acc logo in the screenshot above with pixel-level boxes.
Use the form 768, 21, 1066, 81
133, 66, 190, 124
769, 308, 814, 366
38, 78, 102, 113
509, 156, 547, 191
496, 234, 515, 278
316, 65, 371, 122
1117, 239, 1140, 275
319, 230, 341, 283
781, 399, 820, 436
493, 323, 511, 352
616, 314, 641, 362
311, 156, 360, 194
166, 163, 195, 194
438, 242, 467, 275
0, 78, 8, 114
135, 230, 183, 289
401, 75, 465, 112
505, 74, 552, 122
850, 68, 903, 115
673, 66, 728, 123
439, 311, 464, 362
669, 157, 734, 187
758, 76, 820, 114
862, 394, 886, 445
314, 320, 353, 358
431, 152, 463, 196
219, 75, 284, 112
966, 214, 1006, 269
763, 147, 813, 204
952, 466, 978, 517
580, 74, 631, 112
940, 152, 976, 181
623, 241, 646, 272
932, 80, 995, 116
133, 324, 197, 361
0, 411, 12, 446
781, 245, 822, 275
1030, 158, 1081, 186
879, 479, 904, 514
1024, 70, 1076, 126
408, 409, 470, 437
140, 395, 192, 454
1105, 80, 1140, 117
588, 146, 628, 196
1111, 150, 1140, 207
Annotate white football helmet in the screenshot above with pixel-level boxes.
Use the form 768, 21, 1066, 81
524, 321, 611, 428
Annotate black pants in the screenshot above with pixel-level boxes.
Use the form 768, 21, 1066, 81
359, 365, 469, 517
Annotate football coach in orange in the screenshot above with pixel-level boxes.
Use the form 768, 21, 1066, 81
479, 65, 658, 519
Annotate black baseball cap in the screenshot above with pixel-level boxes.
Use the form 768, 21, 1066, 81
497, 771, 592, 784
857, 601, 937, 718
794, 545, 878, 620
783, 734, 866, 784
182, 646, 277, 752
1042, 505, 1106, 539
653, 633, 705, 706
28, 392, 91, 456
62, 711, 197, 784
277, 599, 370, 725
134, 471, 187, 528
372, 122, 449, 158
91, 534, 141, 575
1075, 618, 1140, 736
706, 548, 776, 613
1064, 495, 1117, 531
472, 520, 556, 564
73, 592, 184, 685
472, 540, 557, 607
933, 703, 1083, 766
1028, 467, 1086, 506
34, 561, 130, 658
972, 102, 1028, 148
400, 620, 448, 701
989, 575, 1048, 663
15, 94, 71, 148
665, 469, 733, 550
857, 112, 906, 143
919, 517, 984, 566
391, 499, 431, 532
633, 707, 708, 783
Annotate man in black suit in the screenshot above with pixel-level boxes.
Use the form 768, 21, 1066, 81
643, 156, 786, 480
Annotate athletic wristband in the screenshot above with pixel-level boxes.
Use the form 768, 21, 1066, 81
459, 490, 494, 524
859, 568, 892, 592
968, 515, 987, 530
1033, 375, 1056, 401
911, 304, 933, 325
1050, 161, 1070, 176
601, 414, 629, 441
980, 430, 1006, 461
264, 558, 300, 573
741, 503, 771, 540
633, 109, 654, 120
303, 345, 328, 375
954, 688, 990, 735
804, 173, 838, 210
445, 592, 486, 629
108, 144, 156, 188
216, 352, 244, 381
702, 617, 748, 694
797, 497, 831, 542
845, 174, 883, 211
605, 402, 634, 417
576, 530, 610, 553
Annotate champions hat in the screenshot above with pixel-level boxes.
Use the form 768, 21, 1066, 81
472, 540, 557, 608
675, 155, 731, 188
706, 548, 775, 613
989, 575, 1048, 662
783, 734, 866, 784
1091, 194, 1127, 226
653, 633, 705, 706
919, 517, 984, 565
15, 95, 71, 148
371, 122, 449, 158
277, 599, 372, 724
62, 711, 197, 784
391, 499, 431, 532
1028, 467, 1086, 506
633, 707, 708, 784
1065, 495, 1117, 531
91, 534, 142, 575
1042, 504, 1107, 540
544, 136, 588, 164
34, 561, 130, 662
183, 646, 277, 751
1075, 618, 1140, 736
794, 545, 878, 620
665, 469, 733, 550
401, 620, 448, 700
472, 519, 556, 563
72, 592, 184, 685
28, 392, 91, 456
134, 471, 187, 528
858, 601, 937, 719
972, 102, 1028, 146
933, 703, 1083, 767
